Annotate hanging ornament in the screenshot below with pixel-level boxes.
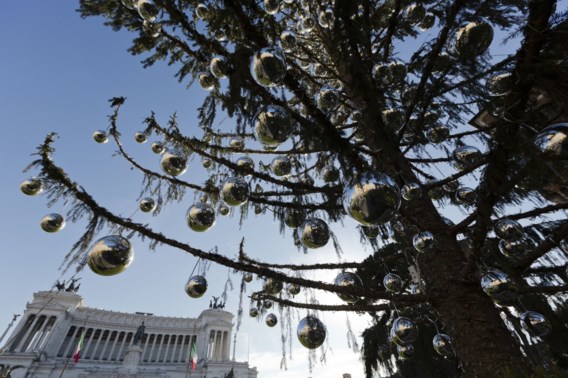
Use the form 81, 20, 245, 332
481, 268, 518, 306
263, 300, 273, 309
230, 138, 245, 149
201, 158, 214, 169
494, 219, 524, 242
534, 123, 568, 160
40, 213, 65, 233
142, 20, 161, 38
321, 165, 339, 183
121, 0, 137, 10
318, 8, 334, 28
412, 231, 435, 253
284, 209, 305, 228
93, 130, 109, 144
427, 180, 445, 201
198, 73, 216, 91
20, 178, 43, 196
279, 30, 297, 53
185, 275, 208, 298
520, 311, 551, 337
404, 3, 426, 26
271, 156, 292, 176
263, 278, 283, 295
134, 132, 147, 144
151, 142, 164, 154
299, 218, 330, 249
139, 197, 156, 213
390, 317, 419, 346
249, 308, 259, 318
486, 73, 514, 97
401, 182, 422, 201
443, 180, 460, 193
263, 0, 279, 15
87, 235, 134, 276
397, 344, 415, 359
383, 273, 403, 293
317, 85, 340, 113
254, 105, 293, 146
137, 0, 159, 22
297, 316, 327, 349
452, 145, 482, 170
287, 283, 301, 295
220, 177, 250, 206
210, 56, 230, 79
343, 172, 401, 226
250, 47, 287, 87
160, 149, 187, 176
432, 334, 454, 356
186, 202, 216, 232
454, 187, 476, 205
265, 313, 278, 327
427, 124, 450, 143
418, 13, 436, 31
498, 238, 531, 259
243, 273, 253, 283
195, 3, 211, 20
454, 21, 494, 59
300, 16, 316, 33
235, 156, 254, 175
218, 203, 230, 216
334, 272, 363, 303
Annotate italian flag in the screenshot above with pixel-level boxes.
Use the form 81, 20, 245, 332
73, 330, 85, 363
189, 341, 197, 370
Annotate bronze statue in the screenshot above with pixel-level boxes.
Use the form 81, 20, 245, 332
133, 321, 146, 345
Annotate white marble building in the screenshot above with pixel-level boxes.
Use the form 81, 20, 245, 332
0, 290, 257, 378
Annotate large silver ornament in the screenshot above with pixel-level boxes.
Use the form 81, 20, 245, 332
151, 142, 164, 154
418, 13, 436, 31
343, 172, 401, 226
250, 47, 287, 87
220, 177, 250, 206
390, 317, 419, 346
195, 3, 210, 20
404, 3, 425, 25
198, 73, 216, 90
453, 145, 482, 170
263, 278, 283, 295
40, 213, 65, 233
486, 73, 513, 97
279, 30, 297, 53
254, 105, 293, 146
284, 209, 305, 228
397, 344, 415, 359
87, 235, 134, 276
427, 124, 450, 143
263, 0, 279, 15
297, 316, 327, 349
534, 123, 568, 160
494, 219, 524, 242
93, 130, 108, 144
299, 218, 330, 249
271, 156, 292, 176
481, 268, 518, 306
455, 187, 476, 205
334, 272, 363, 303
210, 56, 230, 79
160, 149, 187, 176
413, 231, 435, 253
455, 21, 494, 59
20, 178, 42, 196
186, 202, 216, 232
243, 272, 253, 283
498, 238, 531, 259
236, 156, 254, 175
432, 334, 454, 356
520, 311, 551, 337
249, 308, 259, 318
137, 0, 159, 22
401, 182, 422, 201
265, 313, 278, 327
263, 300, 273, 309
218, 203, 230, 216
185, 275, 208, 298
383, 273, 403, 293
317, 85, 339, 113
134, 132, 147, 144
139, 197, 156, 213
287, 283, 301, 295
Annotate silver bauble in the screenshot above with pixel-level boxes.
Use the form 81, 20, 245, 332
391, 317, 419, 346
230, 138, 244, 149
279, 30, 297, 53
93, 130, 108, 144
218, 203, 230, 216
249, 308, 259, 318
481, 268, 518, 306
185, 275, 208, 298
134, 132, 147, 143
427, 124, 450, 143
284, 209, 305, 228
534, 123, 568, 160
254, 105, 293, 146
250, 47, 287, 87
198, 73, 216, 91
318, 8, 334, 28
486, 73, 513, 97
520, 311, 551, 337
142, 20, 161, 38
271, 156, 292, 176
20, 178, 42, 196
383, 273, 403, 293
418, 13, 436, 31
321, 165, 339, 183
243, 272, 253, 283
455, 187, 476, 205
160, 149, 187, 176
401, 182, 421, 201
263, 300, 273, 309
87, 235, 134, 276
494, 219, 524, 242
443, 180, 460, 193
334, 272, 363, 303
121, 0, 137, 10
186, 202, 216, 232
265, 313, 278, 327
413, 231, 435, 253
397, 344, 415, 359
453, 145, 482, 169
263, 278, 283, 295
299, 218, 330, 249
432, 334, 454, 356
137, 0, 159, 22
139, 197, 156, 213
317, 85, 339, 113
151, 142, 164, 154
195, 3, 210, 19
427, 180, 445, 200
236, 156, 254, 175
40, 213, 65, 233
202, 158, 213, 169
404, 3, 426, 25
210, 56, 230, 79
263, 0, 279, 15
300, 16, 316, 33
498, 238, 531, 259
343, 172, 401, 226
297, 316, 327, 349
287, 283, 301, 295
455, 21, 494, 59
220, 177, 250, 206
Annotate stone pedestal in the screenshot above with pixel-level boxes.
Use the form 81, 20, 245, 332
118, 345, 143, 375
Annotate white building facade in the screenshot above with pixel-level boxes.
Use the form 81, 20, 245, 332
0, 291, 257, 378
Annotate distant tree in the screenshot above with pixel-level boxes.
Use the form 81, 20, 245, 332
23, 0, 568, 376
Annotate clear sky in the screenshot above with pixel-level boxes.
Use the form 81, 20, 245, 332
0, 2, 373, 377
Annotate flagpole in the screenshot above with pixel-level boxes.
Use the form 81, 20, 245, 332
58, 317, 88, 378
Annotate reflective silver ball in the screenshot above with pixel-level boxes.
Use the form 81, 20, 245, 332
160, 149, 187, 176
210, 56, 230, 79
494, 219, 524, 241
230, 138, 244, 149
481, 268, 518, 306
318, 8, 334, 28
265, 313, 278, 327
427, 124, 450, 143
263, 0, 279, 15
390, 317, 419, 346
418, 13, 436, 31
381, 108, 404, 131
220, 177, 250, 206
297, 316, 327, 349
40, 213, 65, 233
455, 21, 494, 59
263, 300, 273, 309
254, 105, 293, 146
137, 0, 159, 22
93, 130, 108, 144
520, 311, 551, 337
218, 203, 230, 216
271, 156, 292, 176
397, 344, 415, 359
413, 231, 435, 253
279, 30, 297, 53
195, 3, 210, 20
185, 275, 208, 298
186, 202, 216, 232
284, 209, 305, 228
432, 334, 454, 356
139, 197, 156, 213
317, 85, 340, 113
287, 283, 301, 295
498, 238, 531, 259
236, 156, 254, 175
383, 273, 403, 293
263, 278, 283, 295
486, 73, 514, 97
401, 182, 422, 201
534, 123, 568, 160
404, 3, 425, 25
198, 73, 216, 91
151, 142, 164, 154
455, 187, 476, 205
243, 273, 253, 283
343, 172, 401, 226
202, 158, 213, 169
299, 218, 330, 249
134, 132, 147, 144
87, 235, 134, 276
453, 145, 482, 170
334, 272, 363, 303
250, 47, 287, 87
321, 165, 340, 183
20, 178, 43, 196
249, 308, 259, 318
